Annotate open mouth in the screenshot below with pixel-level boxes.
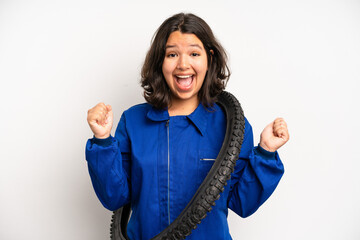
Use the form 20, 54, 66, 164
175, 74, 194, 90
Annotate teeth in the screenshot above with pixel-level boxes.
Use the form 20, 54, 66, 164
176, 75, 192, 78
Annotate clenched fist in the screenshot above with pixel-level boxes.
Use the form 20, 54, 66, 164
259, 118, 289, 152
87, 103, 113, 139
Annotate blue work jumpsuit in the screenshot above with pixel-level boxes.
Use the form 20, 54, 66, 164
85, 102, 284, 240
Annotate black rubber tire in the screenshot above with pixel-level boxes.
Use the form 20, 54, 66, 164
110, 91, 245, 240
111, 204, 131, 240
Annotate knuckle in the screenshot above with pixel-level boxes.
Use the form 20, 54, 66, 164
96, 102, 106, 109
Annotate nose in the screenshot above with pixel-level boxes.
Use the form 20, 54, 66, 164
177, 55, 190, 70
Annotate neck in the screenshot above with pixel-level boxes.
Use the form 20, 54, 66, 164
168, 97, 199, 116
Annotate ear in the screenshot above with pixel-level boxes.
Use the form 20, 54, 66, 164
209, 49, 214, 64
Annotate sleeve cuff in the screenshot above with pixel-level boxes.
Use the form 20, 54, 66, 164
255, 144, 277, 159
91, 135, 113, 147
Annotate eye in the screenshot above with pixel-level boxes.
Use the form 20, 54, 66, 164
191, 52, 200, 57
167, 53, 177, 58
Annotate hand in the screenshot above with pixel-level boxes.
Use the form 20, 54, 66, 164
259, 118, 289, 152
87, 103, 113, 139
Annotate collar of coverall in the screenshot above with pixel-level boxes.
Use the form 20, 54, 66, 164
146, 102, 219, 136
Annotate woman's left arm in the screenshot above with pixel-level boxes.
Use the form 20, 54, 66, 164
227, 118, 289, 218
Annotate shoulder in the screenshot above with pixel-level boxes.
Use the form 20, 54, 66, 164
211, 102, 253, 140
117, 103, 153, 133
118, 103, 152, 128
125, 102, 152, 112
211, 103, 251, 126
123, 103, 152, 118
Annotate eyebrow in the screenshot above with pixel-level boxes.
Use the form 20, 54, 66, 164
165, 44, 203, 50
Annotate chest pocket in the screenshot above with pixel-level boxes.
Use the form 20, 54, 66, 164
198, 149, 219, 185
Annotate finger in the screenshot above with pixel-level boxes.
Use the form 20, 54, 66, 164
273, 126, 282, 135
95, 102, 108, 111
95, 108, 109, 124
274, 117, 286, 124
89, 103, 106, 117
274, 117, 284, 122
96, 104, 111, 123
275, 127, 289, 141
274, 119, 287, 127
273, 124, 282, 134
282, 128, 290, 141
107, 108, 114, 124
275, 119, 289, 141
97, 102, 106, 108
104, 107, 111, 124
105, 113, 109, 124
275, 129, 286, 138
102, 111, 109, 125
95, 113, 105, 125
89, 110, 104, 124
273, 121, 287, 131
273, 124, 287, 135
273, 122, 286, 133
96, 107, 108, 116
106, 104, 112, 112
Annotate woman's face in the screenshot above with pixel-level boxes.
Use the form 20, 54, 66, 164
162, 31, 208, 107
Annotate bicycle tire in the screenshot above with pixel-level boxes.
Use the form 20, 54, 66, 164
110, 91, 245, 240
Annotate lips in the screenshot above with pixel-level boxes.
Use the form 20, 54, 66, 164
175, 74, 194, 91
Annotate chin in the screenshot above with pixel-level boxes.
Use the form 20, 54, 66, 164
174, 91, 198, 101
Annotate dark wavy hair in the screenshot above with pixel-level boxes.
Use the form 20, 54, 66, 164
141, 13, 230, 109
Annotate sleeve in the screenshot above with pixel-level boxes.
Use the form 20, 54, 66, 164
85, 112, 131, 211
227, 118, 285, 218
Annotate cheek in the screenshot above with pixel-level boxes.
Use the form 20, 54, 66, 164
194, 60, 208, 76
162, 64, 172, 87
162, 61, 175, 76
161, 63, 167, 76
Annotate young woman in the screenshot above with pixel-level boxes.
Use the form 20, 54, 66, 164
86, 13, 289, 240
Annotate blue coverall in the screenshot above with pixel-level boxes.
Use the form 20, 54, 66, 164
86, 102, 284, 240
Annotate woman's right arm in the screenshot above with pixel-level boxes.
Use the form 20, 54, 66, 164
85, 103, 131, 211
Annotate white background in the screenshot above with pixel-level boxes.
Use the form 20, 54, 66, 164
1, 0, 359, 239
